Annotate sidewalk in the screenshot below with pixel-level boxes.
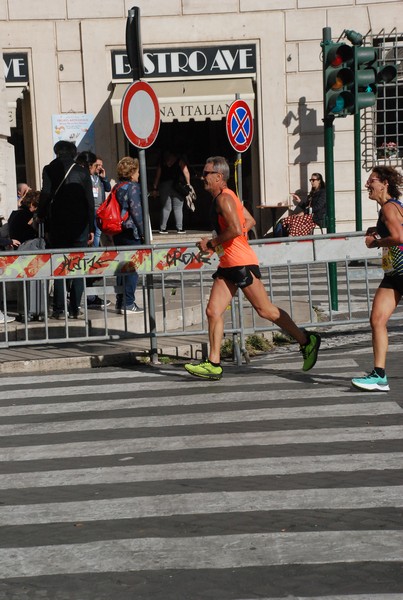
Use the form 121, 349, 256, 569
0, 230, 314, 374
0, 335, 208, 375
0, 298, 312, 374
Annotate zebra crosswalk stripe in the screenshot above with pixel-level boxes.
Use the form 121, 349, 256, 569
0, 357, 402, 595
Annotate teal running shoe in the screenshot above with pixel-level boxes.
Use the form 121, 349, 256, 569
352, 370, 390, 392
301, 332, 321, 371
184, 359, 223, 380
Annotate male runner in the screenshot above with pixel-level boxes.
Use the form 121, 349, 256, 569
184, 156, 321, 380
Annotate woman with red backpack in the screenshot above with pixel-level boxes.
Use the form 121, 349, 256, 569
112, 157, 144, 314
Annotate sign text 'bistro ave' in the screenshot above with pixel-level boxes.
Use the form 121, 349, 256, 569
112, 44, 256, 80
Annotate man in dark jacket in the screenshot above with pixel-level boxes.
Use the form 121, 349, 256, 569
38, 141, 95, 318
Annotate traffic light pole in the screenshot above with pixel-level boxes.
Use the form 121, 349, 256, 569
322, 26, 338, 311
323, 113, 338, 311
354, 111, 363, 231
321, 27, 397, 305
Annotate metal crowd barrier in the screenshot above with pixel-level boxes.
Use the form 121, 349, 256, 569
0, 232, 401, 352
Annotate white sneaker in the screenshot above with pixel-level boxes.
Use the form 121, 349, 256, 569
0, 312, 15, 324
127, 303, 144, 313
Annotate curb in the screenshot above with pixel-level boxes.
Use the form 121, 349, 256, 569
0, 339, 208, 374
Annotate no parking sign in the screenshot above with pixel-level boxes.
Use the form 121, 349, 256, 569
226, 99, 253, 153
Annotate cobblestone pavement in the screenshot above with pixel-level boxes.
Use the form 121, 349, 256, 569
0, 328, 402, 599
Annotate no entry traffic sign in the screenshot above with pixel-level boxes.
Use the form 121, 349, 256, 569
226, 99, 253, 153
120, 80, 160, 149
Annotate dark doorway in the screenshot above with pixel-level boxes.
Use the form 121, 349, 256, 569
143, 119, 251, 231
8, 98, 27, 184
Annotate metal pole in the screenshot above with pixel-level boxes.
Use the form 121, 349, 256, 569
322, 26, 338, 311
235, 95, 243, 202
126, 7, 158, 363
354, 111, 363, 231
139, 149, 158, 362
237, 155, 243, 202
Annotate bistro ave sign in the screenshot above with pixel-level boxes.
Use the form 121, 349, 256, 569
112, 44, 256, 80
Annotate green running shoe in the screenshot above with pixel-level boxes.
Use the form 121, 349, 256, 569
301, 332, 321, 372
184, 359, 223, 380
352, 370, 390, 392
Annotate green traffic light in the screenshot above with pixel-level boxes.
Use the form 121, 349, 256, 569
353, 44, 397, 112
323, 41, 355, 117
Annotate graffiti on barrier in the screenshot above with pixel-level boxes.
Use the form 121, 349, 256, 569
57, 253, 116, 274
0, 245, 219, 280
165, 248, 213, 268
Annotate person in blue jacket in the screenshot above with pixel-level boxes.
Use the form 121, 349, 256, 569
113, 156, 144, 314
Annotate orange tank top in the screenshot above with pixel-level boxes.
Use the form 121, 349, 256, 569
215, 188, 258, 268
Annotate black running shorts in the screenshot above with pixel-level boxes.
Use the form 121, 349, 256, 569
379, 273, 403, 296
212, 264, 262, 289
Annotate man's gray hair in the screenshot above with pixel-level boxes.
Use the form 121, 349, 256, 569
206, 156, 230, 182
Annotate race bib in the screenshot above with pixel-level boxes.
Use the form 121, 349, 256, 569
382, 247, 394, 273
212, 230, 224, 257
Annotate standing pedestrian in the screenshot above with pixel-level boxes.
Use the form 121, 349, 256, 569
151, 149, 190, 234
37, 140, 95, 319
75, 151, 111, 310
184, 156, 321, 380
92, 156, 111, 247
113, 157, 144, 314
352, 166, 403, 392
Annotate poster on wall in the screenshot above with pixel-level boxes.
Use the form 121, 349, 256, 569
51, 114, 95, 153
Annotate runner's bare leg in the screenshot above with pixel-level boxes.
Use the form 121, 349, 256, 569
242, 275, 308, 346
206, 277, 237, 364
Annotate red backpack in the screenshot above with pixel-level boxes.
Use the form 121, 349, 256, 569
96, 183, 129, 236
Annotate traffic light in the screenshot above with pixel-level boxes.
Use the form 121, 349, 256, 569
323, 41, 355, 117
353, 45, 397, 112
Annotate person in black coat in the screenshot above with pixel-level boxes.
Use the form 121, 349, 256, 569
37, 141, 95, 318
38, 140, 94, 248
8, 191, 39, 244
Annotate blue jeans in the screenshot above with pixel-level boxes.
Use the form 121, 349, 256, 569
114, 236, 141, 309
87, 218, 102, 304
93, 217, 101, 248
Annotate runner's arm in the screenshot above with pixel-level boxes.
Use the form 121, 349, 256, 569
243, 205, 256, 232
200, 192, 242, 252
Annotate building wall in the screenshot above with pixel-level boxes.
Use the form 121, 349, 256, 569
0, 36, 16, 222
0, 0, 402, 230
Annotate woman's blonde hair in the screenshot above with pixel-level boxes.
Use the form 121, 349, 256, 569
117, 156, 139, 180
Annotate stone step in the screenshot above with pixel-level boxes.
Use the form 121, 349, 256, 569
151, 230, 209, 245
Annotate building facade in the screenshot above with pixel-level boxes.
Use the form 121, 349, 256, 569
0, 0, 402, 234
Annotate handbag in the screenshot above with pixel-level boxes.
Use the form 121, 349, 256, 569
185, 184, 197, 212
173, 179, 190, 199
